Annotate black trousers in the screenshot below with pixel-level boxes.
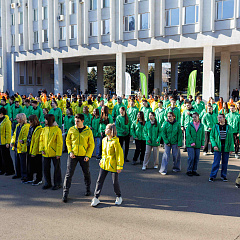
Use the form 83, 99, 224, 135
203, 131, 213, 153
233, 133, 239, 154
43, 157, 62, 186
94, 168, 121, 199
27, 151, 42, 182
0, 145, 15, 174
118, 135, 130, 161
133, 140, 146, 162
63, 156, 91, 195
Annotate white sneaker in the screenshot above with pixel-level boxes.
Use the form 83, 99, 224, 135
133, 140, 135, 144
91, 197, 100, 207
210, 152, 214, 154
142, 166, 146, 171
203, 152, 207, 156
154, 165, 158, 169
159, 171, 166, 175
115, 197, 123, 205
235, 154, 239, 159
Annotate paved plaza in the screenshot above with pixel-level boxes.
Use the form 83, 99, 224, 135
0, 144, 240, 240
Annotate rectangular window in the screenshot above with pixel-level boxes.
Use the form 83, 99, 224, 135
43, 6, 48, 20
60, 27, 66, 40
19, 33, 23, 45
139, 13, 149, 30
124, 15, 135, 31
102, 0, 110, 8
216, 0, 234, 20
70, 25, 77, 39
185, 5, 199, 24
11, 14, 15, 25
166, 8, 179, 26
37, 77, 42, 85
124, 0, 134, 3
20, 76, 25, 85
42, 29, 48, 42
59, 3, 65, 15
19, 12, 23, 24
34, 31, 38, 43
33, 9, 38, 21
28, 76, 33, 85
11, 34, 15, 46
90, 0, 97, 10
69, 0, 76, 15
89, 21, 98, 36
102, 19, 110, 35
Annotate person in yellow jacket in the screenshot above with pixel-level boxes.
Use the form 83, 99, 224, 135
62, 113, 95, 203
91, 124, 124, 207
11, 113, 30, 182
39, 114, 63, 190
25, 115, 43, 186
0, 107, 15, 176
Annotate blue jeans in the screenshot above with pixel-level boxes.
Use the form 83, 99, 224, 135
210, 150, 229, 178
94, 137, 101, 158
160, 144, 181, 174
187, 148, 200, 172
15, 151, 27, 179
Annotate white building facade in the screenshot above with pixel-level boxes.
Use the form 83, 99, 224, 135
0, 0, 239, 101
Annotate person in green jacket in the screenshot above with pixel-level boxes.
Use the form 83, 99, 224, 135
127, 99, 139, 124
32, 100, 44, 124
63, 108, 75, 152
82, 106, 92, 128
181, 101, 195, 152
155, 101, 165, 146
131, 111, 146, 165
0, 98, 12, 118
122, 94, 129, 109
98, 106, 114, 159
202, 104, 218, 155
11, 101, 23, 132
23, 99, 33, 121
186, 112, 205, 176
90, 108, 101, 159
219, 102, 229, 115
176, 95, 184, 110
225, 104, 240, 159
49, 100, 63, 128
142, 112, 161, 170
163, 95, 170, 109
116, 107, 131, 162
140, 99, 152, 122
209, 114, 234, 182
193, 96, 205, 115
165, 98, 181, 123
112, 97, 125, 121
159, 112, 182, 175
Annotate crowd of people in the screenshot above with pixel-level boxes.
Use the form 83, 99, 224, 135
0, 90, 240, 206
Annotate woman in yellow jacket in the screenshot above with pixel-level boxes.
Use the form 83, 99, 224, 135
11, 113, 30, 182
0, 107, 15, 176
39, 114, 63, 190
91, 124, 124, 207
26, 115, 43, 186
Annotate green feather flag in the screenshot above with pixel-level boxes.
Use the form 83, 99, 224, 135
187, 70, 197, 99
140, 72, 148, 97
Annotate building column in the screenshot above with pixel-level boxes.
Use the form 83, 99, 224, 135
219, 51, 231, 101
54, 58, 63, 95
11, 54, 19, 93
97, 62, 104, 94
230, 56, 239, 94
80, 59, 88, 93
116, 52, 126, 96
140, 56, 148, 96
154, 58, 162, 94
202, 46, 215, 102
171, 61, 178, 91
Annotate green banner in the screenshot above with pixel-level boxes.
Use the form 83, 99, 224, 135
187, 70, 197, 99
140, 72, 148, 97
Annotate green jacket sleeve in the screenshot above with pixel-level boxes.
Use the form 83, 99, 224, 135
201, 126, 205, 146
186, 123, 194, 146
210, 126, 217, 149
177, 123, 182, 147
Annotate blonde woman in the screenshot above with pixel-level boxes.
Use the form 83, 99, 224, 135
91, 124, 124, 207
11, 113, 30, 182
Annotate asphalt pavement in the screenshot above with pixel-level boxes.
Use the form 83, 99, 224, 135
0, 144, 240, 240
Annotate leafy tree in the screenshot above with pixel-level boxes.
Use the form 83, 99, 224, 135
88, 68, 97, 94
104, 66, 116, 92
126, 64, 140, 91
